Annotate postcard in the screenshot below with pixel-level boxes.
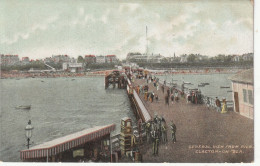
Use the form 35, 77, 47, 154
0, 0, 255, 164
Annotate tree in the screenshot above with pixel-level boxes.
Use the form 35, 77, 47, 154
187, 54, 196, 62
224, 55, 232, 62
77, 56, 84, 63
160, 58, 169, 63
216, 54, 225, 62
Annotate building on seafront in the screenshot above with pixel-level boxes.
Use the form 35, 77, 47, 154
96, 55, 106, 63
52, 55, 71, 64
126, 52, 164, 63
21, 57, 30, 65
85, 55, 96, 64
62, 62, 84, 73
0, 54, 20, 66
229, 69, 254, 119
106, 55, 117, 63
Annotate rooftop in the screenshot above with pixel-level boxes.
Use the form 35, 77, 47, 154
21, 124, 115, 151
229, 68, 253, 84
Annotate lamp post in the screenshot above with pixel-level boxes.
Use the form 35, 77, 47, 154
25, 120, 34, 149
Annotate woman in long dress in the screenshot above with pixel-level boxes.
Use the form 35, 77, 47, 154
221, 98, 227, 113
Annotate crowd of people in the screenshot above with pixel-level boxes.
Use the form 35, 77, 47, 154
131, 72, 229, 157
135, 75, 186, 107
186, 90, 203, 104
143, 114, 177, 156
212, 97, 228, 113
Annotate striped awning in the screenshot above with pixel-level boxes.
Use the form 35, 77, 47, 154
20, 124, 115, 160
133, 90, 152, 122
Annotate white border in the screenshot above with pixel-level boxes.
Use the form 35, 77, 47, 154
1, 0, 259, 166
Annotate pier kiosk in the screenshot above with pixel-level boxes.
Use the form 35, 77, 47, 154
20, 124, 115, 162
120, 117, 133, 156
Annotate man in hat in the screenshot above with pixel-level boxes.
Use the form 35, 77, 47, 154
162, 84, 165, 93
145, 122, 151, 143
206, 97, 210, 110
165, 95, 169, 106
161, 124, 167, 143
170, 121, 177, 143
215, 97, 221, 112
131, 130, 138, 151
151, 129, 159, 155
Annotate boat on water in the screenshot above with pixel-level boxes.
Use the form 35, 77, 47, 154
184, 82, 192, 84
198, 82, 210, 87
15, 105, 31, 109
198, 84, 205, 87
220, 86, 230, 88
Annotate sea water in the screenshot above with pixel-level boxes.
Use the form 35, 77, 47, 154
0, 77, 134, 162
157, 73, 234, 100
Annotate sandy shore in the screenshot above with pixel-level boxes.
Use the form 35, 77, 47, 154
0, 68, 244, 79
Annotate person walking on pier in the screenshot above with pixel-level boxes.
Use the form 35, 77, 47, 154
171, 93, 174, 104
170, 86, 174, 94
170, 121, 177, 143
151, 92, 154, 103
154, 114, 159, 124
151, 130, 159, 155
187, 91, 191, 103
174, 90, 179, 102
140, 85, 143, 94
215, 97, 221, 112
161, 117, 168, 142
167, 88, 170, 98
144, 92, 148, 101
161, 124, 167, 143
162, 85, 165, 93
181, 91, 185, 99
155, 94, 159, 102
137, 85, 140, 94
165, 95, 169, 106
153, 80, 157, 87
191, 91, 195, 103
206, 97, 210, 110
194, 91, 198, 104
221, 98, 228, 114
145, 122, 151, 143
131, 131, 138, 151
181, 83, 185, 93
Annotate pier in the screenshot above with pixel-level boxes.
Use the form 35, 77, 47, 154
105, 70, 127, 89
123, 76, 253, 163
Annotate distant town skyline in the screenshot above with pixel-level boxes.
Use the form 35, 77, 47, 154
0, 0, 253, 60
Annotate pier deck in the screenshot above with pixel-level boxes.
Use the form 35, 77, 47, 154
131, 79, 253, 163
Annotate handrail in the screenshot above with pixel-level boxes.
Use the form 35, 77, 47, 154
132, 90, 152, 122
159, 80, 234, 110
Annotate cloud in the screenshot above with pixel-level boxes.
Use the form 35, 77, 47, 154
78, 7, 84, 16
0, 0, 253, 59
1, 15, 59, 45
100, 9, 111, 24
119, 3, 140, 13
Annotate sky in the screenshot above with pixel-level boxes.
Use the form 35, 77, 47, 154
0, 0, 253, 60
